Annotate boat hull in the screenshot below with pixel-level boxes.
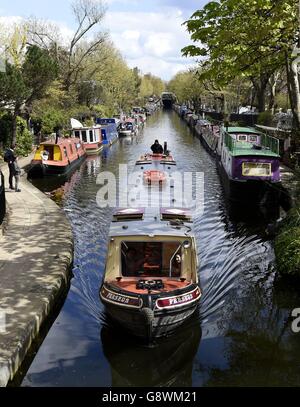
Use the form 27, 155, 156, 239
118, 130, 134, 137
28, 154, 85, 177
217, 158, 281, 204
85, 147, 103, 155
104, 302, 199, 339
100, 282, 201, 340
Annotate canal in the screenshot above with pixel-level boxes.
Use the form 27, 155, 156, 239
20, 110, 300, 386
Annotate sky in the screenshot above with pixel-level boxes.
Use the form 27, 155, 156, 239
0, 0, 207, 80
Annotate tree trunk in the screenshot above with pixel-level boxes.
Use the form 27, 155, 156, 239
251, 74, 269, 112
11, 110, 18, 146
268, 72, 280, 113
289, 60, 300, 131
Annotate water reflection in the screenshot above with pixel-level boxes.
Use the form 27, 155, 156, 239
101, 314, 201, 387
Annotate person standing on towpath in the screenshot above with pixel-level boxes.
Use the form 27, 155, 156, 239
4, 144, 21, 192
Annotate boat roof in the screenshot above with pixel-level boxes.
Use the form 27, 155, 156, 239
223, 126, 262, 135
223, 126, 279, 157
72, 125, 101, 130
40, 137, 81, 146
109, 152, 194, 239
109, 207, 194, 238
135, 153, 176, 170
230, 148, 279, 158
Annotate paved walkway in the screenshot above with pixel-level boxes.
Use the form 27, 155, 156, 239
0, 156, 73, 386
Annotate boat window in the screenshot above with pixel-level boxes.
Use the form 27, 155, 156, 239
74, 130, 80, 138
249, 135, 258, 143
238, 135, 247, 141
81, 130, 87, 142
69, 143, 73, 154
63, 146, 68, 157
43, 146, 54, 160
89, 130, 94, 142
121, 241, 182, 278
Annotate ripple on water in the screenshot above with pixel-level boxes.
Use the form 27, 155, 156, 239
22, 110, 292, 387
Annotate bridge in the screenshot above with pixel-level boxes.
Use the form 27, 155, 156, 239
161, 92, 176, 108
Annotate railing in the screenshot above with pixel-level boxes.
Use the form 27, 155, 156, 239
0, 170, 6, 225
224, 130, 279, 155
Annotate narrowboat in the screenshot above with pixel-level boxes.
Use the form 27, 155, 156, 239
28, 137, 86, 177
132, 106, 147, 123
195, 120, 220, 154
100, 148, 201, 341
217, 126, 281, 201
96, 118, 119, 145
72, 125, 103, 155
118, 119, 137, 137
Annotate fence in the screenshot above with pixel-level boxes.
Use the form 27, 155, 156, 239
0, 171, 6, 224
199, 111, 259, 126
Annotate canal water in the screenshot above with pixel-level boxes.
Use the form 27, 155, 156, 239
21, 110, 300, 386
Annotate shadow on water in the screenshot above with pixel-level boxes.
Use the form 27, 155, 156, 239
16, 110, 300, 387
101, 312, 202, 387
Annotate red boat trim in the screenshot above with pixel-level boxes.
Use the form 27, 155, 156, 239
100, 285, 143, 309
155, 286, 201, 310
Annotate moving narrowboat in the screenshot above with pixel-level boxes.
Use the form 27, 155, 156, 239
29, 137, 86, 177
100, 148, 201, 341
217, 126, 281, 201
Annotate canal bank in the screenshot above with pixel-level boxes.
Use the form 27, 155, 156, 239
0, 156, 73, 386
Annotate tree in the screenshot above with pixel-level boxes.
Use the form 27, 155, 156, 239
64, 0, 107, 91
0, 43, 58, 144
182, 0, 298, 122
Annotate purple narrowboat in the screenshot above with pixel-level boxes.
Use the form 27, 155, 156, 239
217, 126, 280, 202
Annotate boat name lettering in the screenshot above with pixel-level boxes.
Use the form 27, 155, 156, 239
169, 293, 193, 305
106, 292, 130, 304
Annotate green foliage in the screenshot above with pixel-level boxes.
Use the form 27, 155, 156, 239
32, 107, 67, 135
183, 0, 297, 84
22, 45, 58, 103
167, 69, 203, 107
0, 113, 13, 148
257, 111, 273, 126
275, 207, 300, 278
275, 227, 300, 277
182, 0, 298, 115
15, 116, 33, 156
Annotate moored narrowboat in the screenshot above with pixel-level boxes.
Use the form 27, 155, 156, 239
118, 119, 137, 137
96, 118, 119, 145
29, 137, 86, 177
195, 120, 220, 154
217, 126, 281, 201
72, 126, 103, 155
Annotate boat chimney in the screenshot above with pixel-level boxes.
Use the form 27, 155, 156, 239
164, 141, 167, 154
55, 128, 61, 144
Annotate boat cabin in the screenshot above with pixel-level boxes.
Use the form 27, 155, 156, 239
104, 207, 198, 288
72, 126, 102, 145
